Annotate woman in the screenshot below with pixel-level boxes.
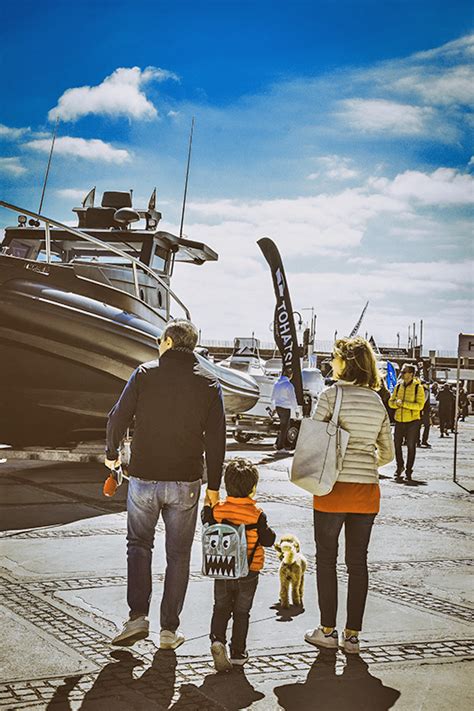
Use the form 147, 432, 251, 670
305, 336, 394, 654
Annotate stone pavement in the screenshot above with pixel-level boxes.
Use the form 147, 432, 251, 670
0, 422, 473, 710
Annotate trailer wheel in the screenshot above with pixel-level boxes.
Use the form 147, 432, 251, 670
234, 431, 252, 444
285, 421, 301, 449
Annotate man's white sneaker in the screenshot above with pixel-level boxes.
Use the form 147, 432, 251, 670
111, 616, 149, 646
211, 641, 233, 672
340, 633, 360, 654
304, 627, 339, 649
160, 629, 185, 649
230, 651, 249, 666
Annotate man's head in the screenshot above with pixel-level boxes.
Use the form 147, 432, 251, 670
224, 458, 259, 498
158, 319, 198, 357
401, 363, 417, 385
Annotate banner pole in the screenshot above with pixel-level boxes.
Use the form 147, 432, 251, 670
453, 352, 460, 485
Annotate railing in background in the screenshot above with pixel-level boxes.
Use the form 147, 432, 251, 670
0, 200, 191, 321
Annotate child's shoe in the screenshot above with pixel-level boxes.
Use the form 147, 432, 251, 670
340, 631, 360, 654
304, 626, 339, 649
230, 651, 249, 666
211, 641, 233, 672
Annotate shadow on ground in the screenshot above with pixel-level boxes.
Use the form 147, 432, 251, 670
46, 650, 263, 710
0, 462, 127, 531
46, 649, 401, 710
275, 649, 401, 710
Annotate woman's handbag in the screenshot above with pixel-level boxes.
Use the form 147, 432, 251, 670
290, 385, 350, 496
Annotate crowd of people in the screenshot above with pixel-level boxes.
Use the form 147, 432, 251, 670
103, 320, 469, 670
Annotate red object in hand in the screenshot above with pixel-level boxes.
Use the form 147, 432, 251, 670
103, 475, 118, 497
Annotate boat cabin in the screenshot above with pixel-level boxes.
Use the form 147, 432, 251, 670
1, 189, 217, 315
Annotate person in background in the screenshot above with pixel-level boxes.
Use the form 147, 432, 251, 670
459, 386, 469, 422
388, 364, 425, 482
271, 367, 298, 454
417, 381, 432, 449
438, 383, 455, 438
305, 337, 394, 655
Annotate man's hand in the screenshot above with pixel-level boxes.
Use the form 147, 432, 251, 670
396, 399, 403, 407
205, 488, 219, 507
105, 456, 121, 471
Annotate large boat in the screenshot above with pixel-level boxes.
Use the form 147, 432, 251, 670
0, 189, 259, 446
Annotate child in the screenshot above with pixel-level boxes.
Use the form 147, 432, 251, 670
202, 458, 276, 672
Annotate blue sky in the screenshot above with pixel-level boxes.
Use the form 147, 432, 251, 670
1, 0, 473, 349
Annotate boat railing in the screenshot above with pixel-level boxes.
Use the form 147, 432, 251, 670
0, 200, 191, 321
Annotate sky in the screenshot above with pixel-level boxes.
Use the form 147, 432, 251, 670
1, 0, 473, 351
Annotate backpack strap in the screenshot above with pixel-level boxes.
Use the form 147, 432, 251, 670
246, 515, 262, 565
220, 516, 261, 565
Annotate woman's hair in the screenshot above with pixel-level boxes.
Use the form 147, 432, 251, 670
332, 336, 381, 390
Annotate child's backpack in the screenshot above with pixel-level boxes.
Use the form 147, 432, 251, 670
202, 519, 259, 580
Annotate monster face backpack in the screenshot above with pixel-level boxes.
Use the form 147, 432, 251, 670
202, 519, 259, 579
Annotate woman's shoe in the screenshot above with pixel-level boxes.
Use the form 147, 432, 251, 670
304, 627, 339, 649
340, 633, 360, 654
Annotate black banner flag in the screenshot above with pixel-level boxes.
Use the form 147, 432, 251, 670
257, 237, 304, 406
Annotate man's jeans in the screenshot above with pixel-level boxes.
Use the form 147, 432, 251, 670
127, 477, 200, 632
210, 573, 259, 655
394, 420, 419, 474
314, 510, 376, 632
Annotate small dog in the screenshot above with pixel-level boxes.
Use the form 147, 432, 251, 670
274, 534, 307, 608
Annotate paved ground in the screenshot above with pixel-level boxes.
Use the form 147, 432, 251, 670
0, 421, 473, 710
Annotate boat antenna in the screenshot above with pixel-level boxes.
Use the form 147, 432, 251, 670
179, 116, 195, 238
38, 117, 59, 215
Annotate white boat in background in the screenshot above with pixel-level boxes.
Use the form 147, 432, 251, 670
220, 337, 325, 445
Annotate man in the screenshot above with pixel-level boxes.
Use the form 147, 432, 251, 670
271, 367, 298, 454
388, 364, 425, 481
437, 383, 455, 437
105, 319, 225, 648
417, 381, 432, 448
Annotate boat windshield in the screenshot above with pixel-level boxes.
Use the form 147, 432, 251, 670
4, 232, 171, 273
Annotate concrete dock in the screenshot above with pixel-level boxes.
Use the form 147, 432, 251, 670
0, 422, 473, 710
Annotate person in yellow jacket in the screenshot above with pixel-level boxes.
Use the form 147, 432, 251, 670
388, 364, 425, 481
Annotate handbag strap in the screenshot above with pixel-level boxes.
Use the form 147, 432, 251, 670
328, 385, 343, 432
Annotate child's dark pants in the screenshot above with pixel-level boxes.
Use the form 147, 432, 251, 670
210, 573, 259, 655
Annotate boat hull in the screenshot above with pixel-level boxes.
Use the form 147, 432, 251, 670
0, 257, 258, 445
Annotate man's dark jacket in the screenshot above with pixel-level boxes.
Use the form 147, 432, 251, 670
106, 350, 226, 490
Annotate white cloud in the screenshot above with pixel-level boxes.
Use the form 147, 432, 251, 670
23, 136, 130, 163
392, 65, 474, 108
56, 188, 91, 201
468, 156, 474, 168
337, 99, 434, 135
313, 155, 359, 180
167, 110, 180, 118
0, 157, 27, 176
48, 66, 179, 122
383, 168, 474, 205
412, 33, 474, 63
0, 124, 30, 140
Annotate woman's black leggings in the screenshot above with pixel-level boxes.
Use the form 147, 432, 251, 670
314, 510, 376, 631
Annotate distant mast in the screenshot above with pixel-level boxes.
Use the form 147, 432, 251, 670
38, 117, 59, 215
179, 117, 195, 238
